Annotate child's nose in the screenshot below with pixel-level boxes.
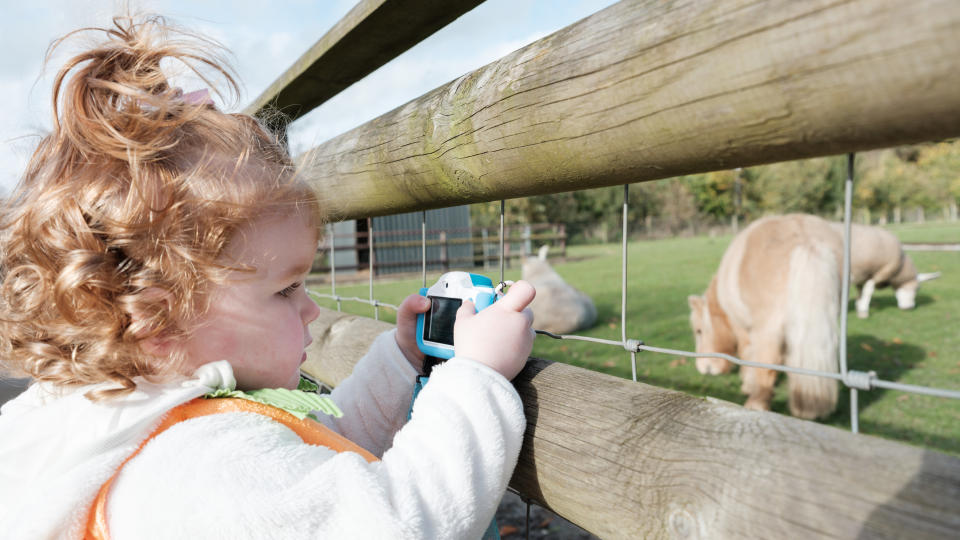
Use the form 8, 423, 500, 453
301, 292, 321, 325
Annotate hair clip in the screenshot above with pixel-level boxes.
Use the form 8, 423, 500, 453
178, 88, 215, 106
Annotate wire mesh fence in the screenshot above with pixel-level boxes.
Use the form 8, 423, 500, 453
306, 152, 959, 538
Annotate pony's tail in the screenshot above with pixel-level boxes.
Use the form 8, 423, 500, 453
784, 243, 840, 419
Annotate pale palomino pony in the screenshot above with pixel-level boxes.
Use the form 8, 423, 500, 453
522, 245, 597, 335
829, 222, 940, 318
688, 214, 842, 419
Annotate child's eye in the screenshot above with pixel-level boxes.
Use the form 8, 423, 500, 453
278, 282, 301, 298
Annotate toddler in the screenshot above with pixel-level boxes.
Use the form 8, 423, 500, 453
0, 15, 535, 539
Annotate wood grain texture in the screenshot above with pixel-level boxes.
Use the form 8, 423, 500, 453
243, 0, 484, 120
303, 308, 960, 539
296, 0, 960, 220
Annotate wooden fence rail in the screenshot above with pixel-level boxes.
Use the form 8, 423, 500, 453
244, 0, 484, 122
303, 309, 960, 539
295, 0, 960, 220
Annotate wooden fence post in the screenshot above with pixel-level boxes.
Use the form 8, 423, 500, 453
481, 228, 490, 270
439, 230, 448, 272
367, 218, 376, 277
558, 223, 566, 259
503, 236, 511, 269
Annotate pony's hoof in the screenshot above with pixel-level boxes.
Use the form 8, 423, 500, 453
743, 397, 770, 412
856, 310, 869, 319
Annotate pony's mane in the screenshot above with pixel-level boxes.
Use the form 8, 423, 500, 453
705, 275, 737, 354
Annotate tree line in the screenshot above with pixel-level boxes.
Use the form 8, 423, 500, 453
471, 140, 960, 243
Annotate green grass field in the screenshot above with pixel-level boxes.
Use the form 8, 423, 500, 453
308, 222, 960, 456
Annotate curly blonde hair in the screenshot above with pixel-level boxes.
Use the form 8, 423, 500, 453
0, 15, 321, 399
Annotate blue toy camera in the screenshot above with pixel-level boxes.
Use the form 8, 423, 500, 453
416, 272, 498, 360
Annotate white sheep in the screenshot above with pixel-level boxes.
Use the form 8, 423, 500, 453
831, 222, 940, 318
521, 245, 597, 334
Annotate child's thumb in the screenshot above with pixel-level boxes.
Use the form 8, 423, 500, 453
397, 294, 429, 327
456, 300, 476, 321
497, 280, 536, 312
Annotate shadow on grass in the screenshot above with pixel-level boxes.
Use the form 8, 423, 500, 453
626, 333, 956, 453
838, 333, 927, 411
851, 292, 935, 315
855, 418, 960, 456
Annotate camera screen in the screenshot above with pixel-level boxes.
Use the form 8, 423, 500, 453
423, 296, 462, 346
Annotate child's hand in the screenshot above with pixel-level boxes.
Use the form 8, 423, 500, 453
395, 294, 430, 373
454, 280, 536, 381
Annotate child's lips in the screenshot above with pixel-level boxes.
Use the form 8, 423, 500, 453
301, 339, 312, 364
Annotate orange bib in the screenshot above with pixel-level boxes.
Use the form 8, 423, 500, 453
84, 397, 377, 540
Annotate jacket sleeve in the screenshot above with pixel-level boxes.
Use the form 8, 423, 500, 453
316, 328, 419, 457
107, 357, 526, 540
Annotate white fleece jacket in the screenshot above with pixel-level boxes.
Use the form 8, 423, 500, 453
0, 329, 526, 539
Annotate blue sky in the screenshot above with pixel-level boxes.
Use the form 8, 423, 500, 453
0, 0, 618, 194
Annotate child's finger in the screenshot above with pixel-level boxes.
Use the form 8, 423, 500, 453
496, 280, 536, 313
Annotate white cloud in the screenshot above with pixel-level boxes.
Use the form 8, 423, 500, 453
0, 0, 617, 194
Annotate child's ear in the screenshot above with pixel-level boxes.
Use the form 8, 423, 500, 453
140, 331, 175, 358
128, 287, 176, 358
